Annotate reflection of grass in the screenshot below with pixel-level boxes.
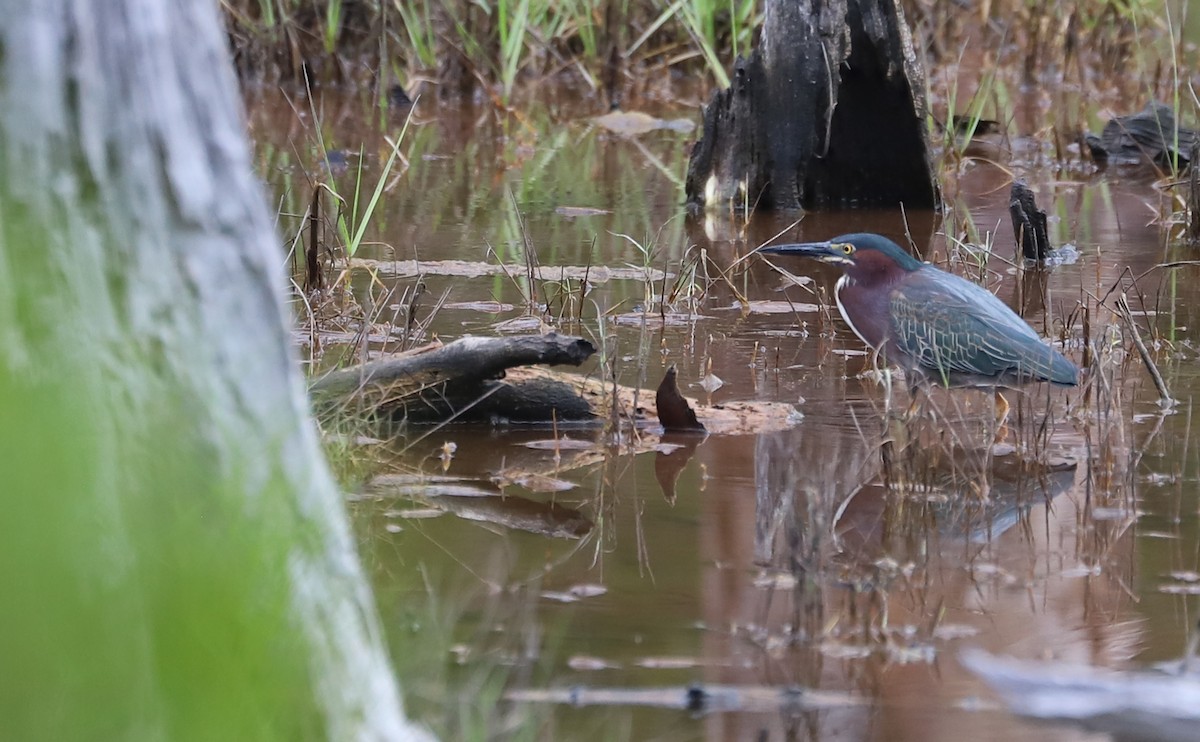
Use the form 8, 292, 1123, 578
357, 524, 557, 740
254, 97, 696, 320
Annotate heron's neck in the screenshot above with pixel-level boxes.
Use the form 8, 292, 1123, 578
834, 270, 902, 349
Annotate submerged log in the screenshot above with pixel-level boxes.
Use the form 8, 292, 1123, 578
685, 0, 940, 212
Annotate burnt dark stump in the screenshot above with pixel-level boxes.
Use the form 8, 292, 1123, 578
1009, 180, 1051, 263
685, 0, 940, 213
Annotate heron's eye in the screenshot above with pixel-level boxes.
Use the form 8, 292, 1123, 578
840, 243, 855, 255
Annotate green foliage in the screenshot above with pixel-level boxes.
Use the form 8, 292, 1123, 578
223, 0, 763, 90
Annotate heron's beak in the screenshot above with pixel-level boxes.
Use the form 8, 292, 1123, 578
758, 242, 853, 266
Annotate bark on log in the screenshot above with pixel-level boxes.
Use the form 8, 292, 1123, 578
311, 333, 598, 425
0, 1, 426, 739
685, 0, 940, 212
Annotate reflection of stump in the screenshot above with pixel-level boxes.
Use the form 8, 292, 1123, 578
685, 0, 940, 212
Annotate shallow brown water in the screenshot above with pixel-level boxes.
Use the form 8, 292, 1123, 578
251, 89, 1200, 740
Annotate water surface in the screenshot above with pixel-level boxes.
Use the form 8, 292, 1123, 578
251, 89, 1200, 741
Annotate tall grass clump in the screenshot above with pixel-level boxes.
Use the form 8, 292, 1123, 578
223, 0, 761, 97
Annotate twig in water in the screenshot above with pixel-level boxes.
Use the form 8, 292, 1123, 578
1116, 293, 1173, 407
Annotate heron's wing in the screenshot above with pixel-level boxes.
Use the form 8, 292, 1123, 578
888, 269, 1074, 384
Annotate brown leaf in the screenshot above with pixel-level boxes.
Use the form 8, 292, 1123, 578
655, 365, 705, 433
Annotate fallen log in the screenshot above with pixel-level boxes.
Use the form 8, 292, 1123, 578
309, 333, 597, 425
311, 333, 802, 436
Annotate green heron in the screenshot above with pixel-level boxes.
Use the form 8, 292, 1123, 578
759, 233, 1078, 406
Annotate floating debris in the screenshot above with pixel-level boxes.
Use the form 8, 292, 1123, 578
492, 472, 577, 493
510, 684, 863, 713
542, 584, 607, 603
522, 438, 597, 451
732, 300, 821, 314
555, 205, 612, 218
963, 648, 1200, 742
696, 373, 724, 393
442, 300, 516, 313
612, 311, 709, 327
593, 110, 696, 136
568, 655, 620, 671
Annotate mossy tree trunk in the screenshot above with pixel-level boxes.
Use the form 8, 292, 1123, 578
686, 0, 940, 212
0, 1, 427, 739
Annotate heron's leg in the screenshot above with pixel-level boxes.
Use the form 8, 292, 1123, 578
993, 390, 1011, 444
904, 378, 924, 420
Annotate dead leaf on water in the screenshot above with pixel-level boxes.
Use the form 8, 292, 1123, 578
932, 624, 980, 640
493, 472, 578, 492
569, 583, 607, 599
493, 316, 546, 334
542, 585, 607, 603
568, 655, 620, 671
752, 571, 798, 590
385, 508, 444, 519
613, 311, 709, 327
696, 373, 724, 393
593, 110, 696, 136
523, 438, 597, 451
819, 642, 873, 660
360, 474, 501, 499
1159, 583, 1200, 594
636, 656, 704, 670
443, 300, 516, 313
735, 300, 821, 314
555, 205, 612, 218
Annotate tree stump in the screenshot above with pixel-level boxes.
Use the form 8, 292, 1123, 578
685, 0, 940, 212
1010, 180, 1051, 263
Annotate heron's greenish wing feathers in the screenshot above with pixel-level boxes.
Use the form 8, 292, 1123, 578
889, 269, 1067, 383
